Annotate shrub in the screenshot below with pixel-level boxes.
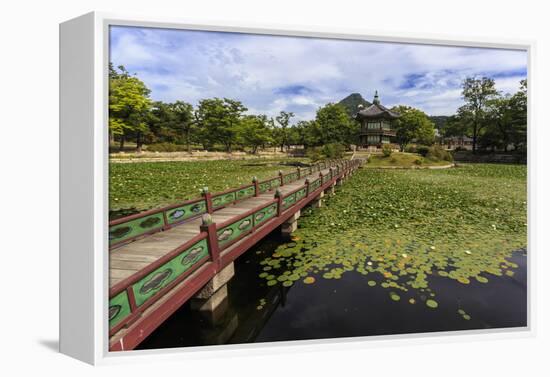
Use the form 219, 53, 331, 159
405, 145, 417, 153
426, 145, 454, 162
416, 145, 430, 157
414, 158, 423, 165
306, 147, 322, 162
382, 144, 393, 157
321, 143, 346, 159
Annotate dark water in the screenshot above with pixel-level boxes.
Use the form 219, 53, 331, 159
137, 232, 527, 350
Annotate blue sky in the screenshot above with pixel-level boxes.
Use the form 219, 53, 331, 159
110, 26, 527, 120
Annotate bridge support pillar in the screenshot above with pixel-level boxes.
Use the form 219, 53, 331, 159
191, 262, 235, 324
281, 210, 300, 238
311, 191, 324, 209
325, 183, 335, 196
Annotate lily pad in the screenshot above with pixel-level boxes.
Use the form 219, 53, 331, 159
426, 299, 438, 309
303, 276, 316, 284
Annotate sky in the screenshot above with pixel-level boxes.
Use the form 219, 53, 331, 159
110, 26, 527, 121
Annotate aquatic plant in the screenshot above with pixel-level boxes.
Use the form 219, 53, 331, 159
258, 164, 527, 318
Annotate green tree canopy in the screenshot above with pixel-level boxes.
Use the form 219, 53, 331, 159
459, 76, 499, 153
109, 64, 152, 151
390, 105, 435, 151
195, 98, 247, 152
236, 114, 274, 153
274, 111, 295, 151
314, 103, 356, 146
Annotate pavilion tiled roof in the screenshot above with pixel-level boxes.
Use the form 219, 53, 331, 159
355, 91, 400, 120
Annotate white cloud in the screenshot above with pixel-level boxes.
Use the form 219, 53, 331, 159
110, 27, 528, 118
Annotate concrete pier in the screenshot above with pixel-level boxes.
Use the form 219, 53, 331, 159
281, 209, 300, 238
311, 191, 324, 208
190, 262, 235, 324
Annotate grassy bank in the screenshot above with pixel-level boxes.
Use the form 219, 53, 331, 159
365, 152, 451, 168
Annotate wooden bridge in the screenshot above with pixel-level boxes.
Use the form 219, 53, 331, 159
108, 158, 363, 351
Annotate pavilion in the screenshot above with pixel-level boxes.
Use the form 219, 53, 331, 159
355, 91, 400, 148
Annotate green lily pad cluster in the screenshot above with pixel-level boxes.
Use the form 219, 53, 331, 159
258, 164, 527, 319
110, 158, 307, 215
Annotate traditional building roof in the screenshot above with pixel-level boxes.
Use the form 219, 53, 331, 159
355, 91, 400, 120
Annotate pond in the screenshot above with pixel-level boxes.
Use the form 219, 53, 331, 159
136, 164, 527, 349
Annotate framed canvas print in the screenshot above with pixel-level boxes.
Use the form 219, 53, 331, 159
59, 12, 532, 365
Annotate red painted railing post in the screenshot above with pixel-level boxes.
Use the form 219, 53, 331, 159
252, 176, 259, 197
279, 170, 284, 186
201, 187, 214, 214
319, 171, 324, 186
275, 188, 283, 216
201, 214, 221, 270
305, 178, 310, 197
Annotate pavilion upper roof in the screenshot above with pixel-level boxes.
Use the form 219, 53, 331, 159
355, 91, 400, 120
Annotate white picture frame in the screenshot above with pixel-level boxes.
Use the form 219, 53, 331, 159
59, 11, 534, 365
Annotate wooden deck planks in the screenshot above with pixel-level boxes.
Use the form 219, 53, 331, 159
109, 167, 332, 288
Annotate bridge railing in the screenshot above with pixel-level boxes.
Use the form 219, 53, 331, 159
108, 231, 210, 334
109, 159, 345, 250
108, 158, 363, 335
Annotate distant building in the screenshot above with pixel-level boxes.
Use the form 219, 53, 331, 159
445, 136, 473, 150
355, 91, 400, 148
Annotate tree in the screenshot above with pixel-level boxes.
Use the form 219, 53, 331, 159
315, 103, 356, 146
169, 101, 194, 151
460, 76, 498, 154
509, 79, 527, 151
109, 64, 152, 152
481, 96, 516, 151
390, 105, 435, 151
195, 98, 247, 152
274, 111, 295, 151
237, 115, 274, 153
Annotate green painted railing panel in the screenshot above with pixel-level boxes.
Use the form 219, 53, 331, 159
295, 187, 307, 201
109, 212, 165, 246
282, 193, 297, 210
212, 191, 236, 208
310, 178, 321, 191
165, 200, 207, 225
270, 177, 281, 189
253, 203, 277, 226
132, 238, 209, 307
236, 185, 255, 200
259, 177, 281, 193
109, 290, 131, 330
217, 214, 254, 247
283, 172, 299, 184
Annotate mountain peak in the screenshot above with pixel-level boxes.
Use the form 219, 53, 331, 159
338, 93, 372, 117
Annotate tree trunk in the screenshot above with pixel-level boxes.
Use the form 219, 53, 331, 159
136, 131, 143, 153
184, 129, 191, 153
119, 135, 125, 152
472, 122, 478, 155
